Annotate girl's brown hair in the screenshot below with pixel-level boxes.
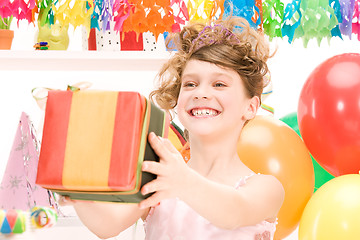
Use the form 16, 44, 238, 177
150, 16, 271, 116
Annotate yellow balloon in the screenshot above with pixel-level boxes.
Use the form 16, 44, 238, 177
299, 174, 360, 240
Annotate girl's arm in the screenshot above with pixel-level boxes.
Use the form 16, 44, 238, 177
139, 133, 284, 230
176, 171, 284, 229
60, 197, 148, 239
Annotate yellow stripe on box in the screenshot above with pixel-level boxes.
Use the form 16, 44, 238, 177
62, 91, 118, 191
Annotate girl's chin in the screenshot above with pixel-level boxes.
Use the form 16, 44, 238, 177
187, 127, 222, 138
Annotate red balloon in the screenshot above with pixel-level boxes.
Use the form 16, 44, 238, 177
298, 53, 360, 176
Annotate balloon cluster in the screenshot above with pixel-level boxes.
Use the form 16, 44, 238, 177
235, 53, 360, 239
294, 53, 360, 239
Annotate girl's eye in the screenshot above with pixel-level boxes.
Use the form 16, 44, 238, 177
214, 82, 226, 87
183, 82, 196, 87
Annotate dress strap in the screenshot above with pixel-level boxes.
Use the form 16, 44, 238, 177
234, 173, 258, 189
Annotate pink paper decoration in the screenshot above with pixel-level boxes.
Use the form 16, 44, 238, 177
0, 112, 56, 210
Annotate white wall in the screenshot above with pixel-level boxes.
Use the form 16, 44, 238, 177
1, 20, 360, 240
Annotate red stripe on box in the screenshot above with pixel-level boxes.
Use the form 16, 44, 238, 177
108, 92, 145, 190
36, 90, 73, 189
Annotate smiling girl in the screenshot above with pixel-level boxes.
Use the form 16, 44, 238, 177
62, 16, 285, 240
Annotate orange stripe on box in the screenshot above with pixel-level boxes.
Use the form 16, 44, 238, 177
108, 92, 145, 191
36, 90, 73, 189
62, 91, 118, 191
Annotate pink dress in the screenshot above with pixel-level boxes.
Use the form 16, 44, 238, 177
144, 174, 276, 240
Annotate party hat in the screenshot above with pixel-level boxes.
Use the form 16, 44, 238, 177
0, 112, 55, 210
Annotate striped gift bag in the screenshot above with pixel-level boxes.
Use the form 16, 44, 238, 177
36, 90, 169, 203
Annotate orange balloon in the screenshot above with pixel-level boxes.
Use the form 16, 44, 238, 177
237, 116, 314, 239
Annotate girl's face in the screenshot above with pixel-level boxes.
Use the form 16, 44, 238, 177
177, 59, 259, 139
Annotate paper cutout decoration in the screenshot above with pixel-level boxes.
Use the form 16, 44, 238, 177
293, 0, 339, 47
53, 0, 94, 34
262, 0, 284, 40
0, 2, 13, 22
36, 90, 169, 203
0, 112, 55, 211
88, 0, 102, 31
4, 0, 37, 23
255, 0, 263, 30
329, 0, 343, 39
114, 0, 180, 41
99, 0, 113, 32
188, 0, 225, 23
224, 0, 260, 29
352, 0, 360, 40
112, 0, 132, 33
339, 0, 355, 38
170, 0, 189, 32
281, 0, 302, 43
37, 0, 55, 26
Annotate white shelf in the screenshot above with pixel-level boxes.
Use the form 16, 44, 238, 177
0, 50, 171, 71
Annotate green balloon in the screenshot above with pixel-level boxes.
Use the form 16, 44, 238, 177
280, 112, 335, 192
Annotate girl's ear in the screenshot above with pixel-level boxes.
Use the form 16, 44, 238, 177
244, 96, 260, 120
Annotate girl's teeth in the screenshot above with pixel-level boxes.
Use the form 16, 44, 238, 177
193, 109, 217, 116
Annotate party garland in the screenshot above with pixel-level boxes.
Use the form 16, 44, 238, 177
1, 0, 360, 46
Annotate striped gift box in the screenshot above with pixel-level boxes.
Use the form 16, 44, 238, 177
36, 90, 169, 203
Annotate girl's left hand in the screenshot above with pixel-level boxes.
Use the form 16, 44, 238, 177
139, 132, 192, 209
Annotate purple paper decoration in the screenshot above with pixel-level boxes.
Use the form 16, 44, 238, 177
339, 0, 355, 37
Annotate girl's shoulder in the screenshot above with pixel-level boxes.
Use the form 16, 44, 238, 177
234, 172, 257, 189
237, 173, 283, 192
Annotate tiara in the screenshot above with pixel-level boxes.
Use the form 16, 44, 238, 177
189, 24, 241, 53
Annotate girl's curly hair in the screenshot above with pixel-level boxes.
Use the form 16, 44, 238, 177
150, 16, 272, 117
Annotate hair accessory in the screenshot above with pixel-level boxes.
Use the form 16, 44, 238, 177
189, 24, 240, 53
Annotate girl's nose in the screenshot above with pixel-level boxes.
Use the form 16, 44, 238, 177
193, 86, 210, 100
194, 95, 208, 100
